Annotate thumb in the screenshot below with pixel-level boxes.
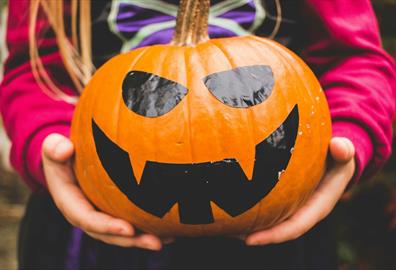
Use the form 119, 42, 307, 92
42, 134, 74, 163
329, 137, 355, 163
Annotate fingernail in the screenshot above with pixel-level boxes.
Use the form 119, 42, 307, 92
55, 140, 71, 157
119, 227, 132, 236
341, 138, 349, 146
342, 138, 354, 156
142, 239, 160, 251
110, 220, 133, 236
246, 238, 258, 246
247, 240, 259, 246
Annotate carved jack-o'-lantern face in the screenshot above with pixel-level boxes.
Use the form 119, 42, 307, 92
71, 36, 331, 237
92, 64, 298, 225
71, 0, 330, 237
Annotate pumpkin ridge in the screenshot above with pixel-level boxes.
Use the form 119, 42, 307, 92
196, 45, 223, 168
204, 41, 241, 163
209, 39, 238, 68
160, 46, 188, 162
262, 44, 311, 221
183, 47, 196, 165
116, 47, 151, 184
271, 43, 316, 103
252, 37, 299, 112
211, 39, 263, 179
89, 57, 133, 216
125, 46, 152, 77
208, 39, 234, 161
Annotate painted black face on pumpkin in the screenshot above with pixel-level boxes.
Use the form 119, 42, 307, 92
92, 65, 299, 225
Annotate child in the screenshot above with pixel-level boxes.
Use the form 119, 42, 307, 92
1, 0, 395, 269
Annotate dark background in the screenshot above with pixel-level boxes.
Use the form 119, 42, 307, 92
0, 1, 395, 269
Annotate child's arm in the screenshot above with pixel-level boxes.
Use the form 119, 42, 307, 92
302, 0, 396, 182
246, 0, 396, 245
0, 0, 163, 250
0, 0, 75, 191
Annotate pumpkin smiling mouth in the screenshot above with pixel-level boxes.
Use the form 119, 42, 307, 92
92, 105, 299, 225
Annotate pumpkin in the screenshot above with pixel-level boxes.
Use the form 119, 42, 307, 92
71, 0, 331, 237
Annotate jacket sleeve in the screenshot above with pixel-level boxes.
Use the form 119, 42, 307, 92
301, 0, 396, 182
0, 0, 76, 191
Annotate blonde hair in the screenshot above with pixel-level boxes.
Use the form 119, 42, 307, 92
29, 0, 94, 103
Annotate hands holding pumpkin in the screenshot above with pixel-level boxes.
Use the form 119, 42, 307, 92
42, 133, 166, 251
245, 137, 356, 246
42, 134, 355, 249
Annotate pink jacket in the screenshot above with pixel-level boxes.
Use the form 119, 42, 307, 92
1, 0, 395, 191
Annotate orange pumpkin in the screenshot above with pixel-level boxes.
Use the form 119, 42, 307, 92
71, 0, 331, 237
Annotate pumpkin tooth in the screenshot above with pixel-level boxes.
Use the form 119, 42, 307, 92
237, 152, 255, 181
130, 156, 145, 185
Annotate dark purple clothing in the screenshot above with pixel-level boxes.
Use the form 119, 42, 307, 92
19, 193, 337, 269
1, 0, 396, 269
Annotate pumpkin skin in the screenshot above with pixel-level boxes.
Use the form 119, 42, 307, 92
71, 36, 331, 237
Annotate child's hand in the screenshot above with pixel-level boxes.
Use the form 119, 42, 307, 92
42, 133, 166, 250
245, 137, 356, 246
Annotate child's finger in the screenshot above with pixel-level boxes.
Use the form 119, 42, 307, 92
71, 208, 135, 237
86, 232, 162, 250
43, 145, 134, 237
329, 137, 355, 163
53, 174, 134, 236
42, 133, 74, 162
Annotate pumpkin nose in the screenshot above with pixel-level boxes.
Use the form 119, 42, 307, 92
203, 65, 274, 108
122, 71, 188, 117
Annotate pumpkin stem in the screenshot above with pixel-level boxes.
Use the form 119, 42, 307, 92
171, 0, 210, 46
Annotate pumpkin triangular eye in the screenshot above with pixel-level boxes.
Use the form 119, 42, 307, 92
203, 65, 274, 108
122, 71, 188, 117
